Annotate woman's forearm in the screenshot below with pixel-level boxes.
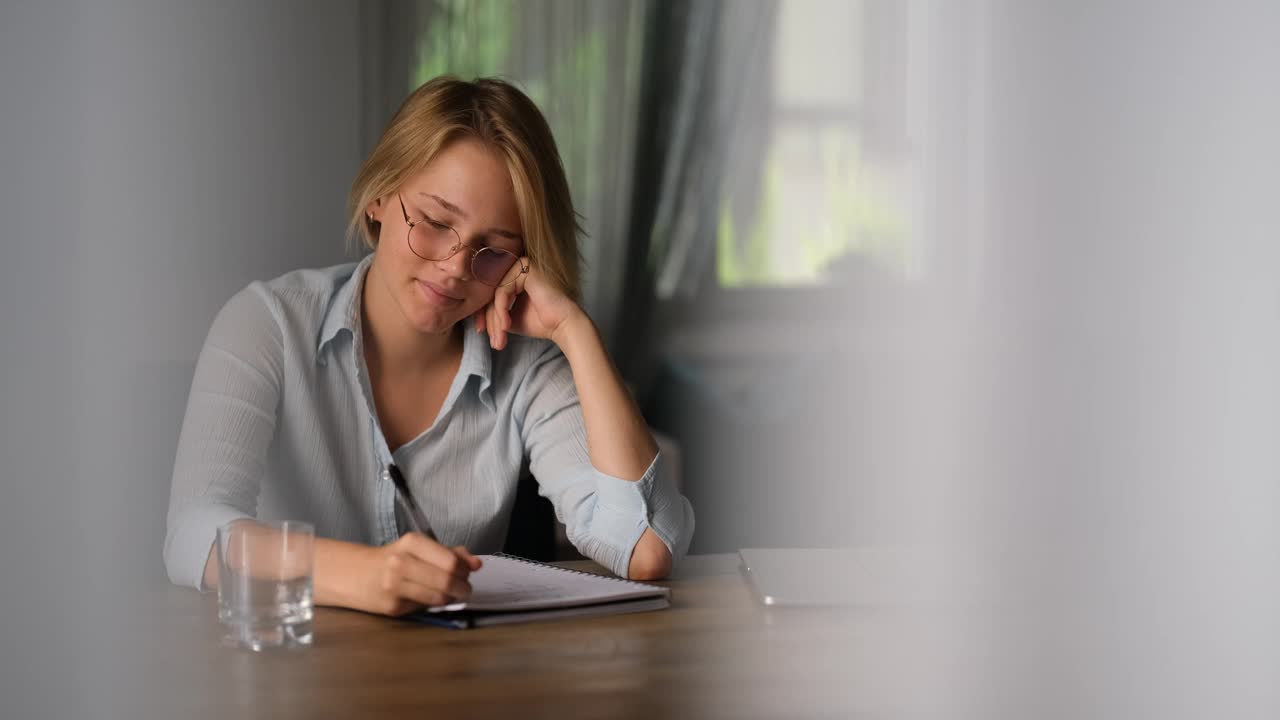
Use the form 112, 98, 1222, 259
551, 311, 672, 579
202, 535, 373, 608
552, 311, 658, 481
311, 537, 377, 608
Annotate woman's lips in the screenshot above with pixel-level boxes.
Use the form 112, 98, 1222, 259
415, 279, 462, 306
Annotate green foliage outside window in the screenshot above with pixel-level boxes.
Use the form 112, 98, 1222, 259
413, 0, 513, 86
412, 1, 619, 224
719, 130, 908, 287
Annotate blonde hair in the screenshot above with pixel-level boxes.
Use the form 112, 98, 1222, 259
347, 76, 582, 299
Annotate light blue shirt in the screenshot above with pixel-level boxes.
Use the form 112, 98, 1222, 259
164, 254, 694, 589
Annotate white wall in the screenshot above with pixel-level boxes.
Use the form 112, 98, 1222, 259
748, 2, 1280, 716
1, 1, 362, 714
960, 2, 1280, 716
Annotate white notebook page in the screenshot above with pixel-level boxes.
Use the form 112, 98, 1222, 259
427, 554, 669, 613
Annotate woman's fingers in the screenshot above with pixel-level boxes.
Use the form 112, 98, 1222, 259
493, 286, 510, 330
495, 269, 530, 347
509, 265, 529, 298
397, 532, 474, 578
490, 288, 512, 350
452, 545, 484, 571
395, 575, 465, 608
487, 301, 503, 349
483, 260, 533, 350
505, 272, 528, 325
369, 535, 486, 615
386, 535, 477, 602
400, 561, 473, 602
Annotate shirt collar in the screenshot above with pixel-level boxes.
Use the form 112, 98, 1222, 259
316, 254, 371, 357
458, 313, 495, 410
316, 254, 494, 410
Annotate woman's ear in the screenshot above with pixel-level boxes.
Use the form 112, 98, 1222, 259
365, 196, 385, 222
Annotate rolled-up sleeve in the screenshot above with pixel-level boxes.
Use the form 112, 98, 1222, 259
164, 283, 283, 590
516, 343, 695, 578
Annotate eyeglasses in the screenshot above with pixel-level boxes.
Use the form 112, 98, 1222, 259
397, 193, 528, 288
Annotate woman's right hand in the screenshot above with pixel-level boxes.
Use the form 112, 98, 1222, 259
347, 533, 483, 616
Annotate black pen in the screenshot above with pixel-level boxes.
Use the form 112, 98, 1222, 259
387, 463, 437, 541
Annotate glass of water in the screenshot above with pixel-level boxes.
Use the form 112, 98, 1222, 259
217, 519, 314, 651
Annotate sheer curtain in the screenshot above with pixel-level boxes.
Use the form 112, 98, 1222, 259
646, 1, 778, 301
611, 0, 777, 381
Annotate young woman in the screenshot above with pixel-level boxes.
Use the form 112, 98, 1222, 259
163, 77, 694, 616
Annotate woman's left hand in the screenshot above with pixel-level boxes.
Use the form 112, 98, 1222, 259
472, 259, 583, 350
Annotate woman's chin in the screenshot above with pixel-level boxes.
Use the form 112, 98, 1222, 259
396, 298, 453, 334
409, 311, 460, 336
403, 282, 471, 335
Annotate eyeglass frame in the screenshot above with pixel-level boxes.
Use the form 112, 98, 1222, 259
396, 192, 529, 288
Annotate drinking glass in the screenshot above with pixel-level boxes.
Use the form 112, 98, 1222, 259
217, 520, 314, 651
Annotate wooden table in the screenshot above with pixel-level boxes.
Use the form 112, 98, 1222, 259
100, 554, 928, 719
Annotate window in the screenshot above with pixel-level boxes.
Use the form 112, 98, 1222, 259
717, 0, 912, 289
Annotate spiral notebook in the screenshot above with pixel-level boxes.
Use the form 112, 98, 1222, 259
407, 553, 671, 629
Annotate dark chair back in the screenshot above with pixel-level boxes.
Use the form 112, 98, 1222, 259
500, 469, 557, 561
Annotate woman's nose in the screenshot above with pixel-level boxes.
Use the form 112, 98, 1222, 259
435, 246, 472, 281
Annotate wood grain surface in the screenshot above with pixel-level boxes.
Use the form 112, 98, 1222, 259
95, 554, 929, 719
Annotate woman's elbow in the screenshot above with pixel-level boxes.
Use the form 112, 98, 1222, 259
627, 528, 673, 580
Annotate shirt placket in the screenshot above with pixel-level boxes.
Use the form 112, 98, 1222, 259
351, 341, 401, 547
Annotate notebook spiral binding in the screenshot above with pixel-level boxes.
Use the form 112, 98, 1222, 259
491, 552, 663, 590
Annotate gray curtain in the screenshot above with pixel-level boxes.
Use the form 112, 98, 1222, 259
614, 0, 778, 386
647, 1, 778, 300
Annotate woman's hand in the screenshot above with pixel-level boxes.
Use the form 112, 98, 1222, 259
473, 260, 583, 350
344, 533, 482, 617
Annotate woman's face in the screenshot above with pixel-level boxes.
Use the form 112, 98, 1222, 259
366, 137, 525, 336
